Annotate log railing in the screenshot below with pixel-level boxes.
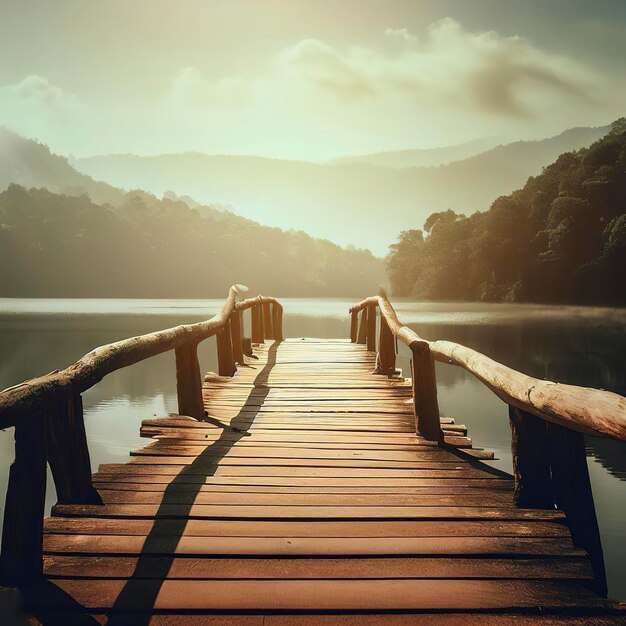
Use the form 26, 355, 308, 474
349, 289, 626, 596
0, 285, 283, 587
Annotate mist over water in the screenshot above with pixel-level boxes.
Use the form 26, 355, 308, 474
0, 298, 624, 599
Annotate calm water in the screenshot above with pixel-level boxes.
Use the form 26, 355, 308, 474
0, 298, 624, 598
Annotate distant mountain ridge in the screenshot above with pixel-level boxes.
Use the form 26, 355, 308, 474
0, 127, 122, 205
330, 137, 501, 168
74, 124, 609, 254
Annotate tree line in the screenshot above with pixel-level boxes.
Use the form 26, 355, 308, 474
0, 185, 383, 297
387, 119, 626, 306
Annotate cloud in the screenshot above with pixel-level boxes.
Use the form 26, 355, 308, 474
171, 67, 253, 108
0, 75, 78, 109
276, 39, 376, 101
272, 18, 597, 118
0, 75, 86, 153
384, 28, 418, 43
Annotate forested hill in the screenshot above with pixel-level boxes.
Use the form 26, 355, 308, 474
0, 185, 383, 298
387, 120, 626, 306
0, 126, 122, 205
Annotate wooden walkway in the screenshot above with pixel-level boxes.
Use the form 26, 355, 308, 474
36, 339, 622, 623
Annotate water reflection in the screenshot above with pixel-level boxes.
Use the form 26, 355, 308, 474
0, 298, 624, 599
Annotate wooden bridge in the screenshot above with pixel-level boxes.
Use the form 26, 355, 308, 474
0, 286, 625, 624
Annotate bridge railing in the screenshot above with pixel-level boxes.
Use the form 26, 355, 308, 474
0, 285, 283, 587
350, 289, 626, 596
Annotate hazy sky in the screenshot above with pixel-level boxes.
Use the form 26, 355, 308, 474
1, 0, 625, 160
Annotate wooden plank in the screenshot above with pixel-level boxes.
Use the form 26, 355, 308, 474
92, 475, 513, 488
39, 579, 612, 611
43, 534, 583, 557
36, 613, 623, 625
44, 518, 567, 537
92, 482, 513, 495
96, 464, 503, 478
43, 555, 593, 580
94, 491, 513, 507
51, 503, 564, 520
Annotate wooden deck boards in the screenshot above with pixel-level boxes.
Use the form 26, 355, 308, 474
33, 339, 622, 623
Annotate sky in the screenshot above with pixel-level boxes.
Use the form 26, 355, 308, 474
0, 0, 625, 160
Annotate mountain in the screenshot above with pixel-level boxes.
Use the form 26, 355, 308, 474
330, 137, 501, 168
0, 128, 385, 297
0, 127, 122, 205
0, 184, 384, 298
386, 119, 626, 305
74, 125, 609, 255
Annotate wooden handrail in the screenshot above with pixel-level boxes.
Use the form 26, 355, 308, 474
350, 291, 626, 442
0, 284, 284, 587
0, 287, 283, 429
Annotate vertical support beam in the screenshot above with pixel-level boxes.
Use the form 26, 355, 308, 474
230, 310, 244, 365
350, 310, 358, 343
509, 406, 553, 508
356, 307, 367, 345
272, 303, 284, 342
375, 314, 396, 374
0, 412, 47, 586
175, 342, 204, 418
366, 305, 376, 352
410, 342, 442, 442
251, 304, 264, 344
548, 423, 607, 596
262, 301, 273, 339
47, 395, 102, 505
217, 320, 236, 377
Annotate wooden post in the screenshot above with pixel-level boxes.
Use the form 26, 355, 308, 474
375, 314, 396, 374
357, 307, 367, 344
242, 337, 253, 357
350, 310, 358, 343
263, 301, 273, 340
251, 305, 264, 344
548, 423, 607, 596
230, 311, 244, 365
217, 320, 236, 377
47, 395, 102, 505
509, 406, 553, 508
0, 412, 47, 586
410, 342, 442, 442
366, 305, 376, 351
175, 342, 204, 418
272, 303, 284, 342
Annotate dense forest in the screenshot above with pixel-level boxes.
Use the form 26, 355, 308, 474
0, 185, 383, 297
387, 120, 626, 305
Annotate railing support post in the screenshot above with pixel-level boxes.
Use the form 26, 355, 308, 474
509, 406, 553, 508
375, 314, 396, 375
366, 304, 376, 351
0, 412, 47, 586
230, 311, 244, 365
175, 342, 204, 418
356, 308, 367, 344
410, 341, 442, 442
350, 310, 358, 343
263, 301, 273, 340
47, 395, 102, 505
547, 423, 607, 596
272, 303, 284, 342
217, 320, 237, 377
251, 304, 264, 344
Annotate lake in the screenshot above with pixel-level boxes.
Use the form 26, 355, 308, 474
0, 298, 624, 599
